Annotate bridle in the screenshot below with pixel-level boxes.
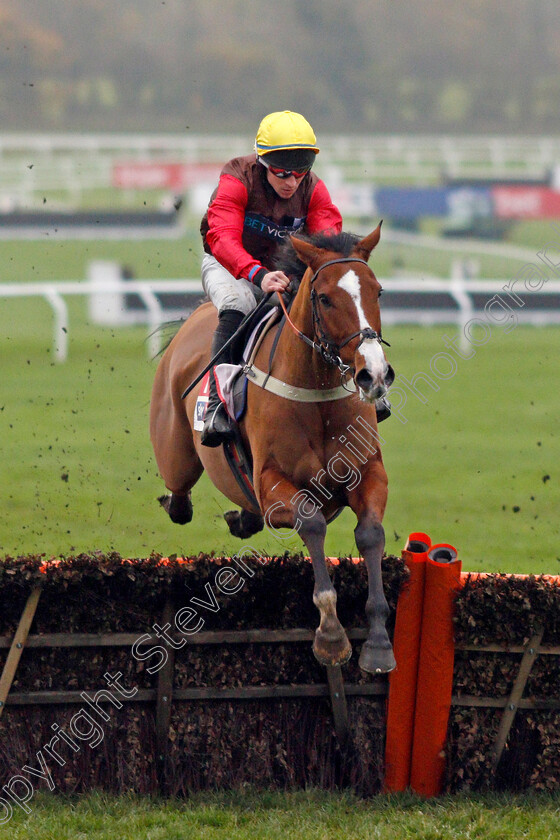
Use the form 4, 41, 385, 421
277, 256, 389, 377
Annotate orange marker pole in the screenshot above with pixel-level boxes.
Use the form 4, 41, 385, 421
384, 532, 431, 792
410, 543, 461, 797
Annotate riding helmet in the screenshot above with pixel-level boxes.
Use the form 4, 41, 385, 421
255, 110, 319, 171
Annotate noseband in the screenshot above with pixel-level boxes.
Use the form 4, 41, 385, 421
309, 257, 389, 374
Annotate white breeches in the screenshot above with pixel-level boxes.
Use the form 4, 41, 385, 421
201, 254, 260, 316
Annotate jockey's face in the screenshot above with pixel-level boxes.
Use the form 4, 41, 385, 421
266, 169, 305, 200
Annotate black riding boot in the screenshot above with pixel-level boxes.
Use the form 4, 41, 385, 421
200, 309, 245, 448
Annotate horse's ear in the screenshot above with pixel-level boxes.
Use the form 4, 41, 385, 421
353, 221, 383, 262
290, 235, 323, 267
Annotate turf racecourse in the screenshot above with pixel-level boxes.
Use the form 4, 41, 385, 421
1, 236, 559, 835
1, 300, 558, 574
2, 790, 559, 839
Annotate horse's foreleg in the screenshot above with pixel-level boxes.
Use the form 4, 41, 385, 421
300, 510, 352, 666
354, 513, 396, 674
259, 470, 351, 667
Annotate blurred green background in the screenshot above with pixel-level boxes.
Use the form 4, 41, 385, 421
3, 1, 560, 135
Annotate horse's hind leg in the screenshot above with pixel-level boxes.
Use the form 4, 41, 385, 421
224, 508, 264, 538
150, 382, 203, 525
153, 425, 203, 525
159, 492, 193, 524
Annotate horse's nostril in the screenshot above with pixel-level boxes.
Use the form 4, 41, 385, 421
355, 369, 373, 390
385, 364, 395, 388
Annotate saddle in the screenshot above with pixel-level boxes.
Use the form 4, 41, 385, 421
193, 304, 281, 431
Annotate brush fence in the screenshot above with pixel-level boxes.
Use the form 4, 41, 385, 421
0, 551, 558, 811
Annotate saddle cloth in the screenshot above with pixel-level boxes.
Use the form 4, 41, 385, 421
193, 306, 278, 430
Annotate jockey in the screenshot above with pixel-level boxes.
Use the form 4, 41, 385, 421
199, 110, 343, 447
199, 110, 390, 448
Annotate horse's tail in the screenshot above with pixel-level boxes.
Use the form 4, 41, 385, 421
148, 319, 186, 358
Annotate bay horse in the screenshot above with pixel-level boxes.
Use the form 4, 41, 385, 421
150, 224, 396, 674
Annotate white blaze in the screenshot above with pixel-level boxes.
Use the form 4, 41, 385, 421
338, 269, 385, 379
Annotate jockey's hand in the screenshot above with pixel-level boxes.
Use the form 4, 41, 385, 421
261, 271, 291, 294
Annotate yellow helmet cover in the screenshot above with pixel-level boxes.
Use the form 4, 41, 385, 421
255, 111, 320, 156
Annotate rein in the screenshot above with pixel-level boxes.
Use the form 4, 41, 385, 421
276, 256, 389, 376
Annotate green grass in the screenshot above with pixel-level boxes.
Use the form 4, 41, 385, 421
0, 232, 201, 283
1, 789, 559, 839
1, 283, 558, 573
383, 324, 559, 574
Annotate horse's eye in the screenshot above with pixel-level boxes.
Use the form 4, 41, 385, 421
378, 287, 383, 298
318, 293, 332, 307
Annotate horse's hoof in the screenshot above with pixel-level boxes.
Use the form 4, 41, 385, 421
224, 509, 264, 539
313, 631, 352, 668
158, 494, 193, 525
358, 641, 396, 675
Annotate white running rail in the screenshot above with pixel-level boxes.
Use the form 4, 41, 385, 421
2, 276, 560, 362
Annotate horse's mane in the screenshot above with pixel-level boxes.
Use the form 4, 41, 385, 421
274, 230, 361, 281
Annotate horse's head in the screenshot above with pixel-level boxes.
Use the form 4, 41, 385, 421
290, 224, 394, 403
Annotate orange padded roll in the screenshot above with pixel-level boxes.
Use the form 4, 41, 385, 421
410, 543, 461, 797
384, 533, 431, 792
